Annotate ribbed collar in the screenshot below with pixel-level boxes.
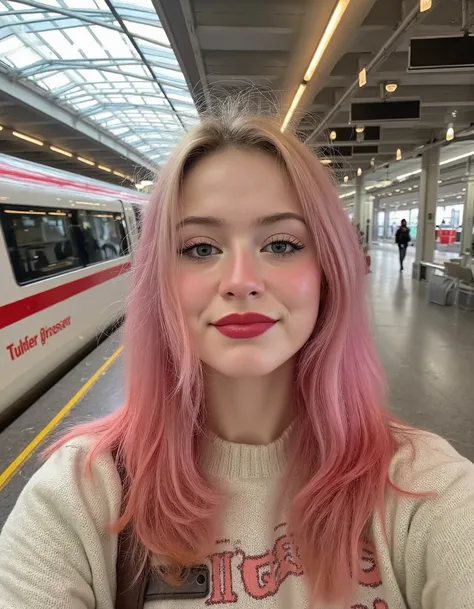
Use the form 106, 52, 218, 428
201, 424, 294, 480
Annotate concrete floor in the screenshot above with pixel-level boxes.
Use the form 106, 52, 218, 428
0, 244, 473, 528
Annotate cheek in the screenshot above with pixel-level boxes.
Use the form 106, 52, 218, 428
278, 261, 321, 307
177, 268, 211, 318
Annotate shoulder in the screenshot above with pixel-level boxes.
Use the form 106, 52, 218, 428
384, 428, 474, 538
389, 428, 474, 493
380, 433, 474, 607
8, 435, 122, 531
0, 436, 122, 608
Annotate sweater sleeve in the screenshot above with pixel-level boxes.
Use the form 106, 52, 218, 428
391, 434, 474, 609
0, 438, 121, 609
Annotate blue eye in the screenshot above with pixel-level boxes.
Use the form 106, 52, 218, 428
180, 242, 220, 260
262, 239, 304, 257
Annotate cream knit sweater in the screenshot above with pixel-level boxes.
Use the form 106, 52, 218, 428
1, 429, 474, 609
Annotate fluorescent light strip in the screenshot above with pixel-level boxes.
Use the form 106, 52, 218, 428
281, 84, 306, 132
98, 165, 112, 173
5, 209, 46, 215
77, 156, 95, 166
12, 131, 43, 146
50, 145, 73, 158
282, 0, 351, 132
397, 168, 422, 181
440, 150, 474, 166
0, 126, 3, 131
113, 170, 125, 178
339, 190, 356, 199
304, 0, 351, 81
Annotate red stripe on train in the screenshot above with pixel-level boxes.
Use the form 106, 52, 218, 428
0, 262, 131, 330
0, 163, 147, 204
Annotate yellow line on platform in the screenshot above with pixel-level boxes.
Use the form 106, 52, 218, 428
0, 345, 124, 492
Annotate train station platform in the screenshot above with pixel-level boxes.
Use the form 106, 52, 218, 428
1, 244, 473, 529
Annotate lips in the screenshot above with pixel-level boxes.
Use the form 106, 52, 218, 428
213, 313, 277, 339
214, 313, 276, 326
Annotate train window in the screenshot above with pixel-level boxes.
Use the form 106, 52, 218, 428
0, 206, 82, 285
132, 204, 143, 236
77, 210, 130, 263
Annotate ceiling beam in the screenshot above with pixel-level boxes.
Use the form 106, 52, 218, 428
152, 0, 210, 109
0, 73, 154, 170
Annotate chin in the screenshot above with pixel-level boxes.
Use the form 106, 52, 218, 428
203, 348, 288, 379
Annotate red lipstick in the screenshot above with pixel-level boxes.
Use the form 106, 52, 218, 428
213, 313, 277, 339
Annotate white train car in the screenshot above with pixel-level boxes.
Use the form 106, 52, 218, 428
0, 154, 149, 426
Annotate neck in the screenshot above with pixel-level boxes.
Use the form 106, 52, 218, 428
204, 359, 295, 445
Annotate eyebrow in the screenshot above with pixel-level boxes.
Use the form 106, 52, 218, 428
177, 212, 306, 229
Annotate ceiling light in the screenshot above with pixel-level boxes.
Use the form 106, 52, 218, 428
385, 83, 398, 94
355, 125, 365, 134
12, 131, 43, 146
340, 190, 356, 199
396, 148, 402, 161
113, 170, 125, 177
50, 145, 72, 158
359, 67, 367, 88
446, 123, 455, 142
281, 83, 306, 132
330, 130, 337, 141
0, 126, 3, 131
320, 159, 332, 165
357, 167, 362, 177
438, 180, 442, 184
344, 175, 349, 183
463, 188, 466, 192
98, 165, 112, 173
304, 0, 351, 81
77, 156, 95, 166
420, 0, 432, 12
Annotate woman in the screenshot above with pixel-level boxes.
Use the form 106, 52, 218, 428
1, 109, 474, 609
395, 219, 411, 271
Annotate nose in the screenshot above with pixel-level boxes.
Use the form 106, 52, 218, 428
218, 246, 265, 300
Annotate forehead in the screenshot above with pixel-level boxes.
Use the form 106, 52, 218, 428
180, 148, 301, 221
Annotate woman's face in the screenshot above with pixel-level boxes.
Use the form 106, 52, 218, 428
176, 148, 321, 378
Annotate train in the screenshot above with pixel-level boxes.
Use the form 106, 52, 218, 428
0, 154, 149, 427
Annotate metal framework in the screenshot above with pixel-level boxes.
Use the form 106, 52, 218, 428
0, 0, 199, 164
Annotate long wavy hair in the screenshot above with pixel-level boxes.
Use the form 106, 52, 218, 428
50, 105, 412, 603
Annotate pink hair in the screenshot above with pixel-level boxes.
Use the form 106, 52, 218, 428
49, 110, 415, 602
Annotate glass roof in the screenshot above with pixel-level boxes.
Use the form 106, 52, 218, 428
0, 0, 200, 165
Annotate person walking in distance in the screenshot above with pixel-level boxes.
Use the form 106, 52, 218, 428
395, 219, 411, 271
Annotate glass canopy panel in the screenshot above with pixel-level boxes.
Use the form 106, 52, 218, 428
0, 0, 199, 165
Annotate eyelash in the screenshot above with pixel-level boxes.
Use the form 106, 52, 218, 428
179, 236, 305, 262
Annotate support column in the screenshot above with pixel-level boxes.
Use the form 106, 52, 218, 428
461, 158, 474, 255
383, 208, 390, 239
354, 174, 364, 226
413, 147, 440, 279
364, 195, 374, 249
372, 201, 379, 243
